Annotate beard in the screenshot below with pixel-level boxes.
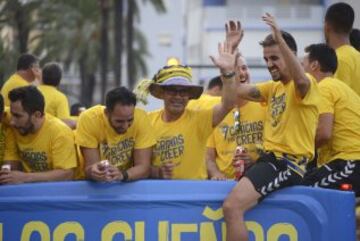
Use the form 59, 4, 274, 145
16, 121, 34, 136
268, 68, 282, 81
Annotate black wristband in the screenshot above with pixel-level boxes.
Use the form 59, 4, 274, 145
121, 170, 129, 182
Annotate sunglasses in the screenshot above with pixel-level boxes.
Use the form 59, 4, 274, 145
162, 87, 190, 97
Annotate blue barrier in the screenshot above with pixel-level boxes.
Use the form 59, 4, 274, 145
0, 180, 355, 241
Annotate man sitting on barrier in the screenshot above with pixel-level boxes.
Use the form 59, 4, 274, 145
0, 86, 77, 184
301, 43, 360, 196
75, 87, 156, 182
222, 14, 320, 241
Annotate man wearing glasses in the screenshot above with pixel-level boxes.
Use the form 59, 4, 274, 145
144, 42, 238, 180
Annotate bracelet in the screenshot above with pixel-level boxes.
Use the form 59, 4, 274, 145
221, 71, 236, 79
121, 170, 129, 182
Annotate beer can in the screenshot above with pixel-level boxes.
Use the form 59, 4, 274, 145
100, 160, 110, 168
1, 164, 11, 172
233, 159, 245, 181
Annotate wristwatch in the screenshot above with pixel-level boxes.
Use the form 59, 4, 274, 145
222, 71, 236, 79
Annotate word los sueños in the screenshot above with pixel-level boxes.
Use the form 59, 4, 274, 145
12, 221, 298, 241
6, 207, 298, 241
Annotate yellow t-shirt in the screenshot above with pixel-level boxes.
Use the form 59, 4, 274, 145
187, 94, 221, 110
4, 115, 77, 172
317, 77, 360, 165
335, 45, 360, 97
207, 102, 266, 178
149, 108, 213, 179
1, 74, 29, 106
256, 76, 320, 164
38, 85, 70, 119
75, 105, 156, 171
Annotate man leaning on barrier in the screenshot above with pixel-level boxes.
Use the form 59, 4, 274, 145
0, 86, 77, 184
75, 87, 156, 182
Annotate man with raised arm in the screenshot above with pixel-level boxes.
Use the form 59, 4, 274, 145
222, 14, 320, 241
146, 41, 238, 180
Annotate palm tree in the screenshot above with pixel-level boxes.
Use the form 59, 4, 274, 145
99, 0, 110, 102
34, 0, 101, 106
126, 0, 166, 89
126, 0, 135, 89
113, 0, 123, 87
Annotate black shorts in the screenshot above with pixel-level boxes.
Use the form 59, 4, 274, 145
244, 152, 303, 199
302, 159, 360, 197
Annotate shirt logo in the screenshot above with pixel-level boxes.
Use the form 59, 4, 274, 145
270, 93, 286, 127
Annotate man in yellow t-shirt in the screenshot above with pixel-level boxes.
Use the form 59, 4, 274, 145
324, 2, 360, 96
38, 62, 75, 129
301, 43, 360, 196
1, 54, 41, 106
0, 86, 77, 184
206, 56, 266, 180
145, 44, 237, 180
187, 76, 222, 110
222, 16, 321, 241
75, 87, 156, 182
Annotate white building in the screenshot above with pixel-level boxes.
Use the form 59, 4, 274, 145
139, 0, 359, 110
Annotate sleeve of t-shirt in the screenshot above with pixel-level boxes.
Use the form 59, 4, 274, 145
296, 74, 320, 106
75, 111, 100, 148
335, 59, 352, 87
318, 84, 336, 114
3, 127, 20, 161
255, 81, 273, 103
52, 128, 78, 169
196, 108, 214, 140
56, 94, 71, 119
134, 109, 156, 149
206, 131, 216, 148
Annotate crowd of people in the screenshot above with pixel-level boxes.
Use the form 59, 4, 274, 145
0, 2, 359, 241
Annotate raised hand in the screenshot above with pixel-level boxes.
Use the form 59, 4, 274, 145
210, 41, 238, 74
262, 13, 282, 43
225, 20, 244, 53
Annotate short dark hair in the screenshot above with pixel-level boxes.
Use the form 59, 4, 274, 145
350, 28, 360, 51
207, 76, 223, 90
42, 62, 62, 86
305, 43, 338, 74
260, 31, 297, 54
325, 2, 354, 34
70, 103, 85, 116
105, 87, 137, 112
0, 95, 4, 116
8, 86, 45, 115
16, 53, 39, 71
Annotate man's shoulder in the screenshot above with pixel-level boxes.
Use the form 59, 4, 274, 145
134, 107, 147, 116
337, 45, 360, 61
2, 74, 27, 89
45, 115, 73, 134
148, 109, 162, 119
80, 105, 104, 119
